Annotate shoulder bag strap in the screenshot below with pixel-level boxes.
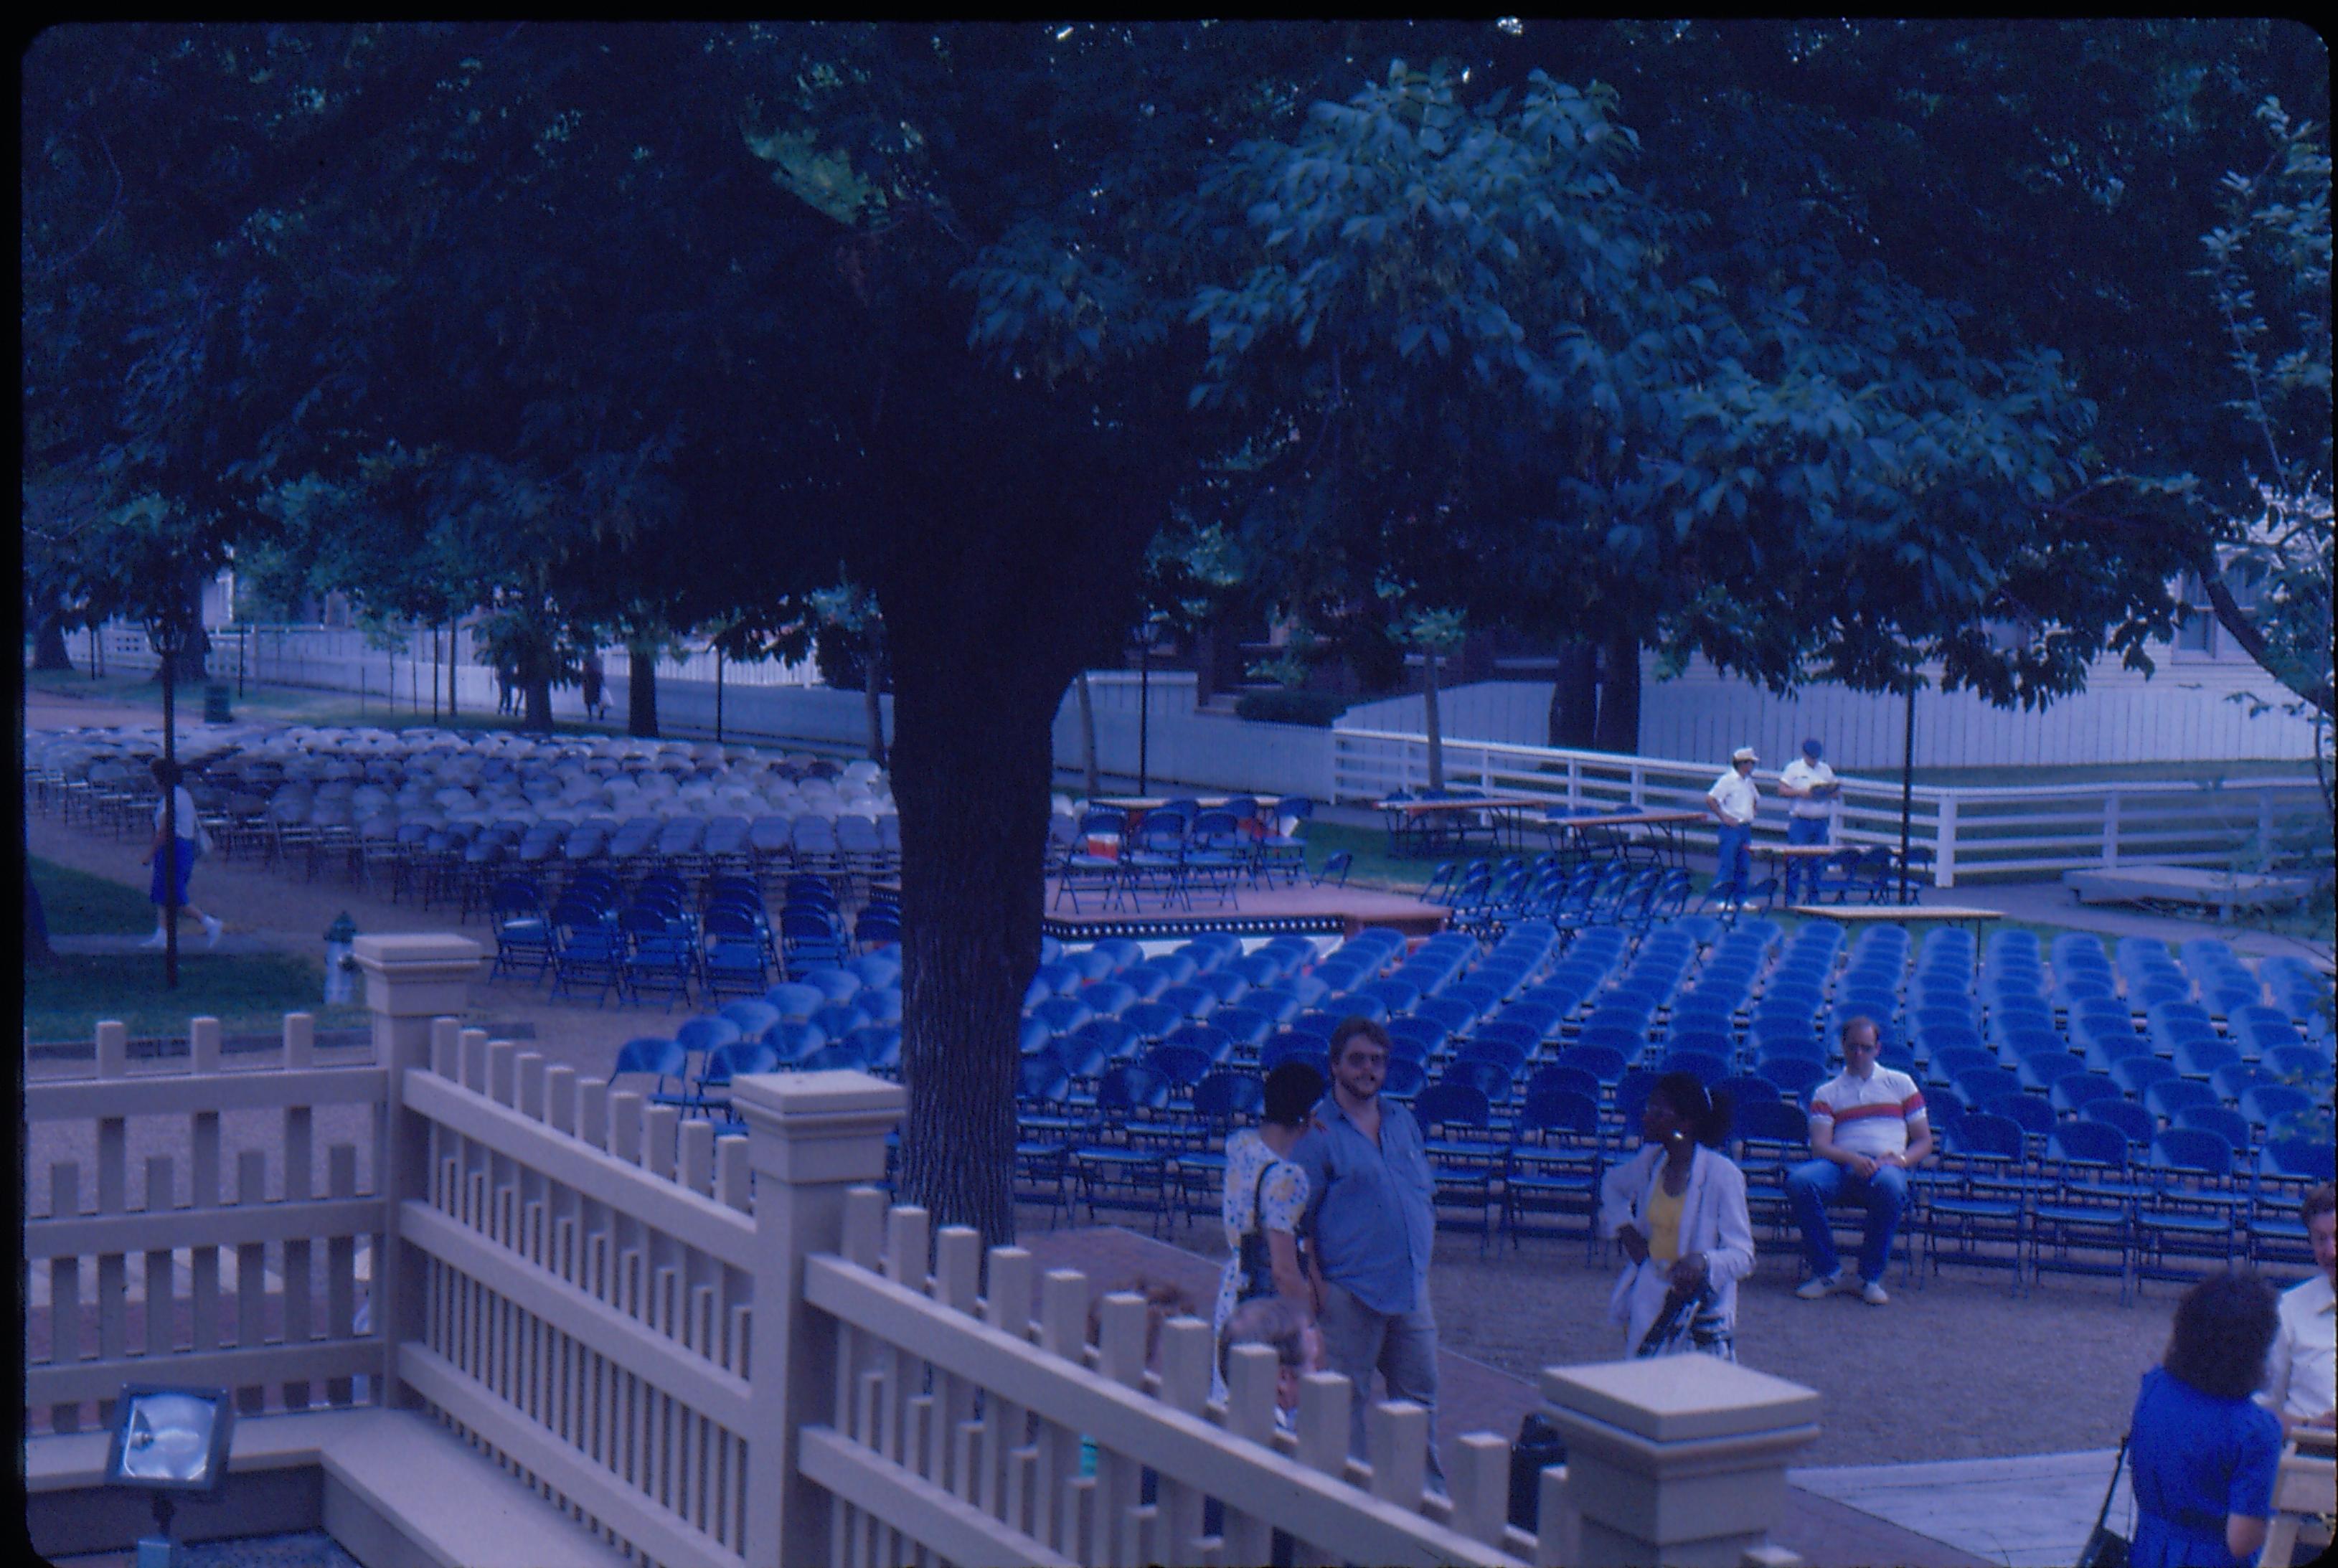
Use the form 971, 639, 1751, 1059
2089, 1431, 2130, 1538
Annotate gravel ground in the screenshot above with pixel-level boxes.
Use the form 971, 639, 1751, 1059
1133, 1210, 2184, 1470
22, 701, 2204, 1470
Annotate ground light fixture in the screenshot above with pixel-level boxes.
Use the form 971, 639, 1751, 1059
105, 1384, 235, 1568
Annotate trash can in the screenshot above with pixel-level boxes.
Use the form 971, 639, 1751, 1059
324, 912, 358, 1004
1509, 1409, 1568, 1532
203, 681, 233, 724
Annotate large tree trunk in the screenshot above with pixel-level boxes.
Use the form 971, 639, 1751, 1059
1421, 646, 1446, 791
628, 645, 660, 738
32, 613, 75, 672
1594, 633, 1641, 753
868, 361, 1166, 1249
1549, 640, 1598, 749
864, 620, 888, 766
24, 767, 52, 962
887, 623, 1053, 1247
1075, 669, 1100, 795
522, 676, 554, 732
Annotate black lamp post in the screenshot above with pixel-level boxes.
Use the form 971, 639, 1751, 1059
1898, 678, 1917, 908
145, 609, 192, 990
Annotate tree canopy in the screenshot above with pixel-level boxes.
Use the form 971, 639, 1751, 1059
23, 20, 2327, 1237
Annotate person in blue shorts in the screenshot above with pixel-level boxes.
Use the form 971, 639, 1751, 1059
139, 758, 225, 949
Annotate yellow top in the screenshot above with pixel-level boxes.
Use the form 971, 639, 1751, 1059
1646, 1183, 1685, 1264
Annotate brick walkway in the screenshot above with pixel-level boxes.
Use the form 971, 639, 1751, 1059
1019, 1225, 1987, 1568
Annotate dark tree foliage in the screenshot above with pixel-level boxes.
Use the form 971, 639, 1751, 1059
26, 21, 2319, 1239
20, 22, 1430, 1242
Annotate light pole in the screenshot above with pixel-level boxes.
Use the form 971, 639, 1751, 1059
1898, 678, 1917, 907
145, 610, 192, 991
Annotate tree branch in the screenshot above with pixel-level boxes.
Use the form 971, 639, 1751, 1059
2201, 567, 2335, 719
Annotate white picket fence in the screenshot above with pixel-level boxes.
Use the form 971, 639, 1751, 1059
1328, 727, 2328, 887
23, 934, 1830, 1567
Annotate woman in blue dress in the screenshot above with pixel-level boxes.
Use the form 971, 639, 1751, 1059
2129, 1269, 2283, 1567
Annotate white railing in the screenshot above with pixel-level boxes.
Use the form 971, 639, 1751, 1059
806, 1192, 1535, 1568
403, 1020, 758, 1568
24, 1015, 385, 1435
1329, 727, 2329, 887
24, 935, 1822, 1568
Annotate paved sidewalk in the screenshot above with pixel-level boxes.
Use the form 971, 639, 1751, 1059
1945, 878, 2330, 965
1791, 1448, 2131, 1568
50, 932, 286, 957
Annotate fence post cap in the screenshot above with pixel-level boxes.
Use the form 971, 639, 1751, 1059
351, 932, 485, 970
731, 1069, 903, 1184
1540, 1356, 1820, 1447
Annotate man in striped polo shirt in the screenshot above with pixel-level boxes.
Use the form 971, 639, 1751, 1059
1787, 1016, 1933, 1305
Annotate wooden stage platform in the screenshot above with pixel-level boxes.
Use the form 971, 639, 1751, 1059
1041, 879, 1451, 942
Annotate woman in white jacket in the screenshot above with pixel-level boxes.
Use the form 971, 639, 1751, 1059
1598, 1072, 1755, 1360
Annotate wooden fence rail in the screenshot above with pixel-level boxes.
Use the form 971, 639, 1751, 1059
801, 1191, 1532, 1567
25, 934, 1822, 1567
24, 1014, 383, 1436
1329, 726, 2326, 887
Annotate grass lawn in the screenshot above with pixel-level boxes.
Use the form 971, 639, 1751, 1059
30, 855, 157, 935
24, 950, 367, 1044
1301, 821, 1448, 895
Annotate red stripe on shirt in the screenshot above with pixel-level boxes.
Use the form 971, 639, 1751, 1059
1819, 1102, 1916, 1124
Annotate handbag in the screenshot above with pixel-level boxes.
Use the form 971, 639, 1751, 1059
1234, 1156, 1304, 1303
1634, 1277, 1735, 1361
2075, 1432, 2129, 1568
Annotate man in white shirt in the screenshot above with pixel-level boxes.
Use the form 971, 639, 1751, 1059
2261, 1181, 2336, 1435
1705, 746, 1760, 900
1776, 738, 1840, 904
1787, 1017, 1932, 1305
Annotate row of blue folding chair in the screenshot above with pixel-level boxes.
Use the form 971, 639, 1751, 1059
1915, 1113, 2329, 1300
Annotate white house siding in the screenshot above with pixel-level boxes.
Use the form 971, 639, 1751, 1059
1337, 682, 1558, 747
1635, 651, 2321, 770
1050, 674, 1332, 800
1338, 656, 2320, 768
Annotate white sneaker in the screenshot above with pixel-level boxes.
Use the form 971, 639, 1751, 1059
203, 915, 225, 948
1860, 1280, 1890, 1306
138, 929, 169, 950
1794, 1270, 1845, 1301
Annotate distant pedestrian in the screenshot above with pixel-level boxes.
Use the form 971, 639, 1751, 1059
1776, 737, 1841, 903
1295, 1016, 1447, 1497
1705, 745, 1760, 901
140, 758, 224, 949
582, 650, 607, 721
494, 655, 517, 716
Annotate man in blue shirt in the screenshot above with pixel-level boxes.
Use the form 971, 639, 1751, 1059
1295, 1016, 1447, 1495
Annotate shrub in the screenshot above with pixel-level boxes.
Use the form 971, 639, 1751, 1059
1234, 689, 1352, 728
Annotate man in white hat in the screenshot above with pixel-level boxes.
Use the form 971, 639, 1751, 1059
1705, 746, 1760, 900
1776, 738, 1841, 903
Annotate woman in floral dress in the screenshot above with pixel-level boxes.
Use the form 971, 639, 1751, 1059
1213, 1060, 1324, 1400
